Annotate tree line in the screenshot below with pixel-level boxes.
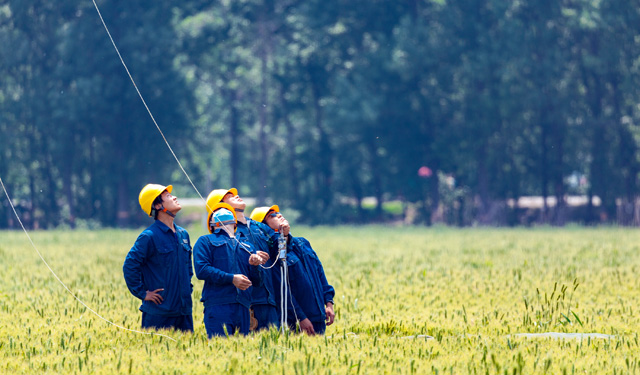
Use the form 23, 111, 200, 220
2, 0, 640, 228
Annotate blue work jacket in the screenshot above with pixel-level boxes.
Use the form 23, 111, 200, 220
236, 219, 277, 307
272, 234, 335, 323
123, 220, 193, 317
193, 231, 262, 309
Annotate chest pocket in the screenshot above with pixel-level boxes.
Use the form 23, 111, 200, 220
286, 253, 302, 280
306, 251, 321, 270
208, 238, 231, 271
155, 245, 176, 268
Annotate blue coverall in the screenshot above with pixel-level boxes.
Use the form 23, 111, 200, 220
272, 234, 335, 334
237, 219, 279, 330
123, 220, 194, 332
193, 231, 262, 337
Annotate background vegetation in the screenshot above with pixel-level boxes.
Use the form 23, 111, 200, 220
3, 0, 640, 228
1, 226, 639, 373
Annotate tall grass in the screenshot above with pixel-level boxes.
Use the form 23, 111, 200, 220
0, 226, 639, 373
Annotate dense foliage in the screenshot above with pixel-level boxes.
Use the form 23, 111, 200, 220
2, 0, 640, 228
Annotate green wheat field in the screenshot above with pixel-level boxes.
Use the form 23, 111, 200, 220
1, 226, 639, 374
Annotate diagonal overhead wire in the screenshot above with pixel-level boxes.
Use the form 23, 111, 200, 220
91, 0, 276, 263
91, 0, 206, 204
0, 177, 177, 342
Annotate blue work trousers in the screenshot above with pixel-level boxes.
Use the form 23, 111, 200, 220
312, 320, 327, 335
288, 320, 326, 335
141, 312, 193, 332
252, 304, 279, 331
204, 303, 250, 338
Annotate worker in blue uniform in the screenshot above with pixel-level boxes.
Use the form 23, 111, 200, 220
193, 202, 267, 337
205, 188, 279, 330
251, 206, 335, 335
123, 184, 194, 332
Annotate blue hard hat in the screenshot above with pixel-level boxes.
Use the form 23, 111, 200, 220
213, 208, 235, 225
207, 203, 237, 234
211, 207, 237, 234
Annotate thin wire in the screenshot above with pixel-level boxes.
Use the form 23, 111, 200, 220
280, 264, 287, 332
213, 217, 282, 269
285, 256, 299, 324
0, 177, 177, 342
258, 254, 281, 270
91, 0, 206, 204
92, 0, 290, 337
278, 234, 289, 331
93, 0, 281, 267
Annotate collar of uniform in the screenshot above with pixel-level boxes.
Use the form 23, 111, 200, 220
154, 220, 174, 233
235, 224, 249, 237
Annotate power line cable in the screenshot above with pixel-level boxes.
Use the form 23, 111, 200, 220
0, 177, 177, 342
90, 0, 206, 204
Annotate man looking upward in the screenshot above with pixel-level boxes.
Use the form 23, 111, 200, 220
251, 205, 335, 335
123, 184, 194, 332
206, 188, 279, 330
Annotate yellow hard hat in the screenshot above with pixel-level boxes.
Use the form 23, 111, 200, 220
205, 188, 238, 214
139, 184, 173, 216
208, 202, 237, 234
249, 205, 280, 223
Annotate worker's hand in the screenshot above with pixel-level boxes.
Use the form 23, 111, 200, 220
249, 254, 265, 266
299, 318, 316, 336
144, 289, 164, 304
279, 220, 290, 237
256, 251, 270, 262
232, 274, 252, 290
325, 303, 335, 325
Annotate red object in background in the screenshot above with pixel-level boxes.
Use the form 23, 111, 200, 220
418, 166, 432, 178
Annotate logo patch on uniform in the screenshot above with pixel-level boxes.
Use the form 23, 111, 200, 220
183, 239, 188, 244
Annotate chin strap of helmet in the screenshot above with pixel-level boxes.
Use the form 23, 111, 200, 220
153, 205, 176, 218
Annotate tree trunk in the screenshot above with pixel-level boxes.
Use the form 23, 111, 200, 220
310, 71, 332, 213
611, 73, 637, 225
62, 141, 76, 228
256, 18, 271, 206
229, 90, 240, 189
42, 140, 58, 228
588, 74, 606, 224
540, 121, 549, 224
89, 136, 97, 218
28, 169, 36, 229
116, 149, 129, 227
258, 51, 269, 206
367, 137, 383, 219
551, 112, 566, 226
477, 141, 489, 223
280, 87, 300, 205
430, 164, 440, 224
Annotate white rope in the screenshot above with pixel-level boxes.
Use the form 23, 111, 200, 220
280, 265, 286, 332
93, 0, 286, 269
284, 261, 290, 329
0, 177, 177, 342
90, 0, 206, 206
91, 0, 292, 338
212, 217, 283, 270
285, 254, 300, 328
278, 234, 288, 331
278, 234, 301, 333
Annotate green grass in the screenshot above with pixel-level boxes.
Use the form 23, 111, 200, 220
359, 200, 405, 215
1, 226, 639, 374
